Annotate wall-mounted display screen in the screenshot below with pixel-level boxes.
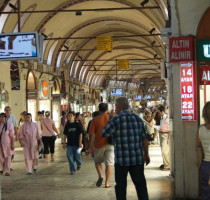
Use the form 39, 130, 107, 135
0, 32, 42, 60
134, 95, 142, 100
110, 88, 123, 96
144, 95, 151, 100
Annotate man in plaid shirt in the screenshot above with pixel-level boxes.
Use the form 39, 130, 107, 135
102, 97, 150, 200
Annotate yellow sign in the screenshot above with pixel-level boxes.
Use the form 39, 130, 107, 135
97, 36, 112, 51
117, 59, 129, 70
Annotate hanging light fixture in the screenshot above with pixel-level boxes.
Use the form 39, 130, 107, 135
140, 0, 149, 7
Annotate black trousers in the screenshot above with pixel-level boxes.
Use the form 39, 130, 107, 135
42, 136, 55, 154
115, 163, 149, 200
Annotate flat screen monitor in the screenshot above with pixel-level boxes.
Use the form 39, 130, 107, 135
134, 95, 142, 100
110, 88, 123, 96
144, 95, 151, 100
0, 32, 42, 61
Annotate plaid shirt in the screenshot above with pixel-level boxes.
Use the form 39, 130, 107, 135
102, 110, 147, 166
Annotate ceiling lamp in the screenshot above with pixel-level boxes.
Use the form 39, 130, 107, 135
140, 0, 149, 7
151, 41, 156, 46
9, 3, 18, 10
64, 45, 69, 50
149, 27, 156, 34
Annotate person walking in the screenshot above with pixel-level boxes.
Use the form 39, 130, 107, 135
4, 106, 17, 162
89, 103, 114, 188
63, 111, 83, 175
37, 111, 44, 159
41, 111, 60, 162
102, 97, 150, 200
60, 111, 67, 144
0, 113, 15, 176
19, 113, 42, 175
196, 101, 210, 200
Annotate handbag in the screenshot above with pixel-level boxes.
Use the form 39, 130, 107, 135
160, 115, 169, 133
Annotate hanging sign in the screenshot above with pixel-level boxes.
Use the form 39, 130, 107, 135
117, 59, 129, 70
197, 40, 210, 61
97, 36, 112, 51
180, 62, 196, 121
41, 80, 48, 98
199, 65, 210, 85
169, 36, 195, 62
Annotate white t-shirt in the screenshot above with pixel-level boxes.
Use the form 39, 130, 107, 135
199, 125, 210, 161
7, 114, 17, 127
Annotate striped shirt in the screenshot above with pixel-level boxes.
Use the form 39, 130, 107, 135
102, 110, 147, 166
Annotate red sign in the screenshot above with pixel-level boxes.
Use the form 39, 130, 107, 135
42, 80, 48, 97
169, 37, 195, 62
180, 62, 196, 121
200, 65, 210, 85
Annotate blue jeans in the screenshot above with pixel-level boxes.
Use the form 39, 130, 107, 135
115, 163, 149, 200
66, 145, 82, 172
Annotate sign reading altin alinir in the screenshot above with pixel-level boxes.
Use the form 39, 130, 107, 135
169, 36, 195, 62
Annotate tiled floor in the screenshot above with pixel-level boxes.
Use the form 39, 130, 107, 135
0, 141, 174, 200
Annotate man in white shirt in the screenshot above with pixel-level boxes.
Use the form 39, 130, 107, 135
4, 106, 17, 162
4, 106, 17, 140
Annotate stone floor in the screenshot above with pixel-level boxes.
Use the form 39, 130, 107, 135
0, 141, 174, 200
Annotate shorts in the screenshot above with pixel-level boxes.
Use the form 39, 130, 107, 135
94, 144, 114, 166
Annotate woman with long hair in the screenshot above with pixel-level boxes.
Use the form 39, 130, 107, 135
196, 101, 210, 200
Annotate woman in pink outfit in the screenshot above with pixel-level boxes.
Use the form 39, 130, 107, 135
0, 112, 15, 176
20, 113, 42, 175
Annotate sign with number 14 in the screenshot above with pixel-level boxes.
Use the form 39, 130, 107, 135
180, 62, 196, 121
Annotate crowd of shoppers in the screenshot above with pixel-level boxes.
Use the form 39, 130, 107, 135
0, 98, 209, 199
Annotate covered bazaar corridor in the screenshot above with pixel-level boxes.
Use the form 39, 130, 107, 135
0, 140, 174, 200
1, 0, 210, 199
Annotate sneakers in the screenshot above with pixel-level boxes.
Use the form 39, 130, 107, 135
33, 168, 38, 174
5, 173, 10, 176
77, 166, 81, 171
26, 172, 32, 175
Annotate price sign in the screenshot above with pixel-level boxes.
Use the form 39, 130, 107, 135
180, 62, 196, 121
117, 59, 129, 70
97, 36, 112, 51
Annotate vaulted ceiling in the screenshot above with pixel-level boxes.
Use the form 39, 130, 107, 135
0, 0, 169, 93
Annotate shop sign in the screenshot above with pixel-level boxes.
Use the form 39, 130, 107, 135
180, 62, 196, 121
117, 59, 129, 70
169, 36, 195, 62
197, 40, 210, 61
199, 65, 210, 85
41, 80, 48, 98
97, 36, 112, 51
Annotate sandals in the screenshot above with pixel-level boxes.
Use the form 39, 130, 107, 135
105, 185, 111, 188
161, 168, 170, 171
96, 177, 103, 187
